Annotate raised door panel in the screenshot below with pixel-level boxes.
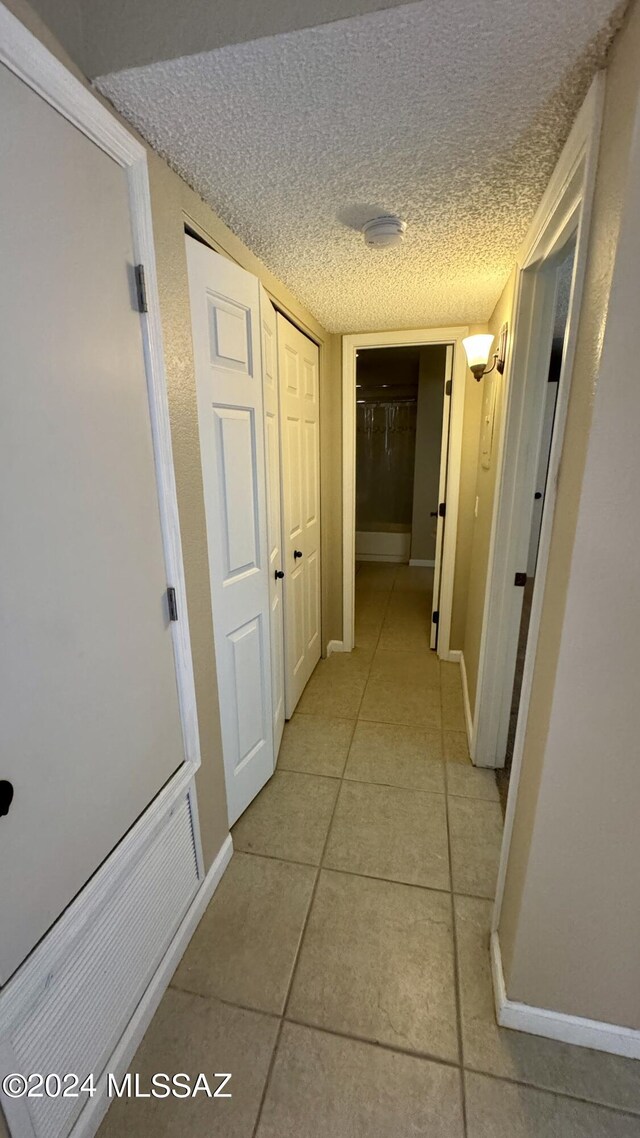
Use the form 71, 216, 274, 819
285, 414, 303, 540
306, 550, 321, 657
277, 313, 321, 715
228, 616, 268, 771
260, 286, 285, 756
213, 408, 260, 581
209, 296, 253, 373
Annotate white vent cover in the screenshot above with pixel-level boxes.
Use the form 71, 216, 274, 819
0, 785, 200, 1138
362, 215, 406, 248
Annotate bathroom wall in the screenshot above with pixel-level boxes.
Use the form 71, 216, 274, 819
410, 346, 447, 563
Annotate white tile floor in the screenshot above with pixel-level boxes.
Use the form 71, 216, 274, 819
98, 564, 640, 1137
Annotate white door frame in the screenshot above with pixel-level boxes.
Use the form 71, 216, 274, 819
467, 75, 605, 932
473, 74, 604, 778
342, 326, 469, 660
0, 6, 200, 777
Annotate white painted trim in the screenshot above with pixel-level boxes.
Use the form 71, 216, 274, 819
342, 326, 469, 658
0, 2, 200, 777
446, 648, 462, 664
326, 639, 345, 655
487, 76, 606, 942
473, 74, 604, 786
491, 932, 640, 1060
355, 553, 406, 563
68, 837, 233, 1138
0, 766, 196, 1033
459, 652, 475, 754
409, 558, 435, 567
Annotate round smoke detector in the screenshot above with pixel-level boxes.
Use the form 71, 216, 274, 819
362, 215, 406, 249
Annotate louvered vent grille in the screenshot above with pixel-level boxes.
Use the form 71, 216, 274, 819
9, 793, 199, 1138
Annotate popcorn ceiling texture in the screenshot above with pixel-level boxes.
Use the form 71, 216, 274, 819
97, 0, 625, 333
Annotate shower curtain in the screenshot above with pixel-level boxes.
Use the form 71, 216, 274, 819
356, 400, 417, 531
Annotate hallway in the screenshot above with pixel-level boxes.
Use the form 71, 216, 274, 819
98, 565, 640, 1137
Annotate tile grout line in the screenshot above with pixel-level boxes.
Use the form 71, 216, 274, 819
252, 565, 460, 1136
442, 656, 469, 1137
223, 844, 501, 901
249, 639, 367, 1138
250, 569, 398, 1135
284, 1015, 462, 1070
462, 1067, 640, 1120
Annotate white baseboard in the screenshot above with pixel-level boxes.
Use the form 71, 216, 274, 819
445, 648, 462, 664
326, 640, 345, 656
409, 558, 435, 567
459, 651, 475, 754
491, 931, 640, 1060
70, 835, 234, 1138
355, 553, 406, 563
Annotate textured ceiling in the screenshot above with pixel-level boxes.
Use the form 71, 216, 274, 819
97, 0, 624, 333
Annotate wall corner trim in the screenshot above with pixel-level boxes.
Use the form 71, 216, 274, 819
490, 931, 640, 1060
68, 834, 233, 1138
326, 640, 345, 656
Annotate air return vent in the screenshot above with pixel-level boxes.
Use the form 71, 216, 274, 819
0, 785, 200, 1138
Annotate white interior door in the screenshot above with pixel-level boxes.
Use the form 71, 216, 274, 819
431, 345, 454, 650
277, 314, 321, 715
186, 238, 274, 824
0, 62, 188, 983
260, 286, 286, 756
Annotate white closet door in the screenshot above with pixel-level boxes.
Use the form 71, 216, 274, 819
277, 314, 321, 715
0, 62, 188, 983
186, 238, 274, 824
431, 345, 454, 649
260, 287, 286, 756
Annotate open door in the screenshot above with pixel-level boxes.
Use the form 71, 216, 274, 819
260, 286, 286, 756
430, 345, 454, 649
186, 237, 275, 823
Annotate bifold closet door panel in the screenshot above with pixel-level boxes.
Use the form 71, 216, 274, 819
276, 314, 321, 717
186, 238, 275, 824
260, 286, 286, 757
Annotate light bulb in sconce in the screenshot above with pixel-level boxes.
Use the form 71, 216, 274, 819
462, 326, 508, 381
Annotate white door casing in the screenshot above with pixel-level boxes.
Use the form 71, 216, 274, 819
474, 77, 604, 777
0, 56, 200, 985
186, 238, 274, 824
430, 345, 454, 649
276, 314, 321, 716
341, 326, 468, 660
260, 286, 286, 756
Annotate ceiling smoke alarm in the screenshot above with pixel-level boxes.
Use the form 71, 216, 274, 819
362, 215, 406, 248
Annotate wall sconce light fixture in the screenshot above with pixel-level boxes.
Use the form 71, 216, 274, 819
462, 324, 508, 381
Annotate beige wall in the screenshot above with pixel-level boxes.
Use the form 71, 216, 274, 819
5, 0, 342, 871
500, 0, 640, 1026
459, 284, 517, 701
450, 324, 487, 649
411, 347, 446, 563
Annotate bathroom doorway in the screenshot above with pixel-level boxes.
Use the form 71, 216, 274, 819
355, 346, 446, 566
342, 327, 469, 659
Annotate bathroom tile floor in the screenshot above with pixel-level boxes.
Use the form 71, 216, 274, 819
98, 564, 640, 1137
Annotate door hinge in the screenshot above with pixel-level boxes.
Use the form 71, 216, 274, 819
134, 263, 148, 313
167, 586, 179, 621
445, 379, 452, 397
514, 572, 527, 587
438, 502, 446, 518
432, 610, 439, 625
